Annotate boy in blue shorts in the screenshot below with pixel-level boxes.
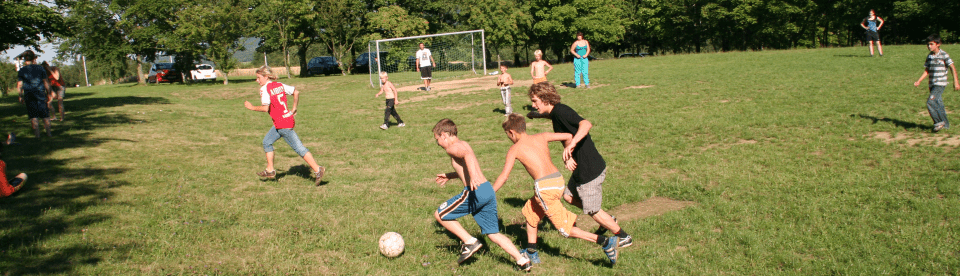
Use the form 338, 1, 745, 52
431, 119, 531, 271
914, 35, 960, 132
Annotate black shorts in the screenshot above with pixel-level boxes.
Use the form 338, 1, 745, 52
420, 66, 432, 80
865, 31, 880, 42
25, 100, 49, 119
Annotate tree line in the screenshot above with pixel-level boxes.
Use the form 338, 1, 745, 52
2, 0, 957, 86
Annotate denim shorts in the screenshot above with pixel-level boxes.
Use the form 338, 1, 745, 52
262, 127, 310, 157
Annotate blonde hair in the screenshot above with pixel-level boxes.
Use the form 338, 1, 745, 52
528, 82, 561, 105
379, 71, 388, 78
502, 114, 526, 133
534, 50, 543, 56
255, 65, 278, 80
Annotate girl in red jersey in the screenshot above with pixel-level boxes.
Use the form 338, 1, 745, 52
244, 66, 326, 185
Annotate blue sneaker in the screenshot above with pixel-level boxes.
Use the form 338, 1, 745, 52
602, 237, 619, 265
525, 249, 541, 264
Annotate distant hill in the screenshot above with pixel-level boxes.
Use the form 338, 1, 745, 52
232, 37, 260, 63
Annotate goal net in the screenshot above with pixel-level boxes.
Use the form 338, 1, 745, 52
366, 29, 486, 88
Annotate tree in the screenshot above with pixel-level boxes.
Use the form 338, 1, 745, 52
0, 0, 68, 52
315, 0, 369, 74
528, 0, 627, 61
170, 0, 251, 84
461, 0, 533, 64
252, 0, 316, 79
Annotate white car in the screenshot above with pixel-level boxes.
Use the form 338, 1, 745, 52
190, 64, 217, 81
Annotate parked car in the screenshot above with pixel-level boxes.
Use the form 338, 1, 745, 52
617, 53, 653, 58
147, 63, 182, 83
307, 56, 342, 76
352, 52, 387, 74
190, 64, 217, 81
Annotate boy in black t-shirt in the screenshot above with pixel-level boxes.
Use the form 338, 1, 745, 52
525, 82, 633, 248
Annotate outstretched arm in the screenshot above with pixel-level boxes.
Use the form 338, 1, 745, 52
952, 64, 959, 90
244, 101, 268, 112
915, 70, 929, 87
492, 149, 518, 192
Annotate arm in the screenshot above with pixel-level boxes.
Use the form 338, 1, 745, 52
860, 19, 868, 29
244, 101, 268, 112
416, 57, 420, 71
952, 63, 959, 90
288, 89, 300, 116
530, 63, 536, 78
585, 41, 591, 57
375, 85, 384, 98
390, 83, 399, 104
545, 62, 553, 75
915, 70, 929, 87
44, 78, 51, 102
491, 149, 518, 192
877, 17, 884, 30
562, 119, 592, 161
446, 143, 484, 191
526, 110, 550, 119
430, 56, 436, 68
435, 171, 459, 187
570, 42, 579, 58
505, 74, 514, 86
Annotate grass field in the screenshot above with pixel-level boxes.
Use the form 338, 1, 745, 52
2, 45, 959, 275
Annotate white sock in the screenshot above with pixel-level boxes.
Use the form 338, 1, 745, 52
465, 237, 478, 245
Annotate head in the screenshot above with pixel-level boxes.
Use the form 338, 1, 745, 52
528, 82, 561, 113
419, 43, 425, 50
869, 9, 875, 16
576, 32, 584, 40
17, 50, 37, 63
432, 119, 458, 147
500, 64, 508, 72
534, 50, 543, 60
41, 61, 51, 71
502, 114, 526, 142
255, 65, 278, 85
928, 35, 943, 52
379, 71, 389, 83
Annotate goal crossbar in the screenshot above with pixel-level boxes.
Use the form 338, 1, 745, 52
368, 29, 486, 88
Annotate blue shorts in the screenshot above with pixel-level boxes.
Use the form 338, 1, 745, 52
25, 100, 49, 119
437, 182, 500, 235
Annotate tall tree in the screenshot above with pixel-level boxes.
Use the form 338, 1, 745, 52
0, 0, 68, 52
171, 0, 251, 84
252, 0, 315, 79
462, 0, 533, 64
316, 0, 369, 74
529, 0, 627, 61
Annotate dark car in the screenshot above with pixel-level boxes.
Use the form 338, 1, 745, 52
352, 52, 387, 74
307, 56, 342, 76
617, 53, 653, 58
147, 63, 182, 83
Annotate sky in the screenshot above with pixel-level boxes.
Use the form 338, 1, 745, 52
1, 43, 71, 65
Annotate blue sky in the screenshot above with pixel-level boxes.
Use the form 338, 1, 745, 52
2, 43, 70, 65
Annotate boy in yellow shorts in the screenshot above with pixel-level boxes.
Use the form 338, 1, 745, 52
492, 114, 619, 265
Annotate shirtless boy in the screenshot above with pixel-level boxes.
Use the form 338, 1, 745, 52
530, 50, 553, 84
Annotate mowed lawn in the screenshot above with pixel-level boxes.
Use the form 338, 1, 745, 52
1, 45, 959, 275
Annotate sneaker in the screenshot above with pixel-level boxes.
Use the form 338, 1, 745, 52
517, 252, 532, 272
398, 122, 406, 127
526, 249, 541, 264
257, 170, 277, 179
314, 166, 326, 186
457, 242, 483, 264
934, 123, 945, 132
618, 234, 634, 248
380, 124, 388, 130
585, 84, 590, 89
602, 236, 619, 265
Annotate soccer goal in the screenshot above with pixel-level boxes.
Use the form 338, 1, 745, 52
366, 29, 486, 88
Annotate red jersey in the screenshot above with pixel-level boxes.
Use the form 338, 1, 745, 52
259, 81, 296, 129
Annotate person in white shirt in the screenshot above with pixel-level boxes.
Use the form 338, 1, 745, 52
416, 43, 437, 91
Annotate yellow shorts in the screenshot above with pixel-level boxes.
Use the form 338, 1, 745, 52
533, 77, 547, 84
521, 172, 577, 237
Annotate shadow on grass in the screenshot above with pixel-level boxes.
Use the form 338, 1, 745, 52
277, 164, 326, 186
854, 114, 930, 131
834, 54, 873, 58
0, 90, 165, 274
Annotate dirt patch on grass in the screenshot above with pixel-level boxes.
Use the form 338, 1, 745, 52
399, 76, 596, 103
623, 85, 655, 89
870, 131, 960, 148
574, 197, 696, 231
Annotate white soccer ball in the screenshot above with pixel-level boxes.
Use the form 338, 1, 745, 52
379, 232, 405, 258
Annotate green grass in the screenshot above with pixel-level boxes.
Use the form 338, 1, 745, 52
2, 45, 960, 274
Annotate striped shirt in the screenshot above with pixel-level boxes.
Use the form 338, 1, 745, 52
925, 49, 954, 87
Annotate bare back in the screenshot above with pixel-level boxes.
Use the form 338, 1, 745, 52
446, 140, 488, 186
510, 133, 561, 180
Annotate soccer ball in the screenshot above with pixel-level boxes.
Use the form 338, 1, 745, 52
379, 232, 404, 258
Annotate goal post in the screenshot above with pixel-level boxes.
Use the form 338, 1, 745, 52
367, 29, 486, 88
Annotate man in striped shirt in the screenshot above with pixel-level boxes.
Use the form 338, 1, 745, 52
914, 35, 960, 132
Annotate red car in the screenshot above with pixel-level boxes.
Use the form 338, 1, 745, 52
147, 63, 183, 83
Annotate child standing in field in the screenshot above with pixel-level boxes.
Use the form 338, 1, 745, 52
244, 66, 326, 185
497, 64, 515, 115
530, 50, 553, 84
525, 82, 634, 247
914, 35, 960, 132
430, 119, 531, 271
375, 72, 405, 130
492, 114, 620, 265
16, 50, 52, 138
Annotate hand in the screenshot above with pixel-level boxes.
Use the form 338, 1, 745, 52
562, 144, 575, 161
955, 83, 959, 91
564, 158, 578, 171
394, 101, 400, 106
417, 67, 420, 72
915, 81, 921, 87
289, 108, 297, 117
375, 93, 380, 98
468, 179, 481, 191
435, 174, 449, 187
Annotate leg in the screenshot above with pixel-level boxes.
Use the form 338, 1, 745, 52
58, 88, 65, 120
928, 87, 947, 129
301, 152, 322, 173
868, 41, 875, 56
435, 211, 472, 243
383, 101, 393, 125
264, 151, 276, 172
43, 118, 51, 137
262, 127, 282, 172
277, 129, 321, 173
503, 88, 512, 114
486, 233, 524, 262
31, 118, 40, 137
877, 41, 883, 56
574, 60, 583, 87
390, 104, 402, 124
583, 61, 590, 86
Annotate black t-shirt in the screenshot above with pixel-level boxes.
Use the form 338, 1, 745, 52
17, 64, 47, 102
550, 103, 606, 185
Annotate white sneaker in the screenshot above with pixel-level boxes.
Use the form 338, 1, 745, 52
398, 123, 405, 127
379, 124, 388, 130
